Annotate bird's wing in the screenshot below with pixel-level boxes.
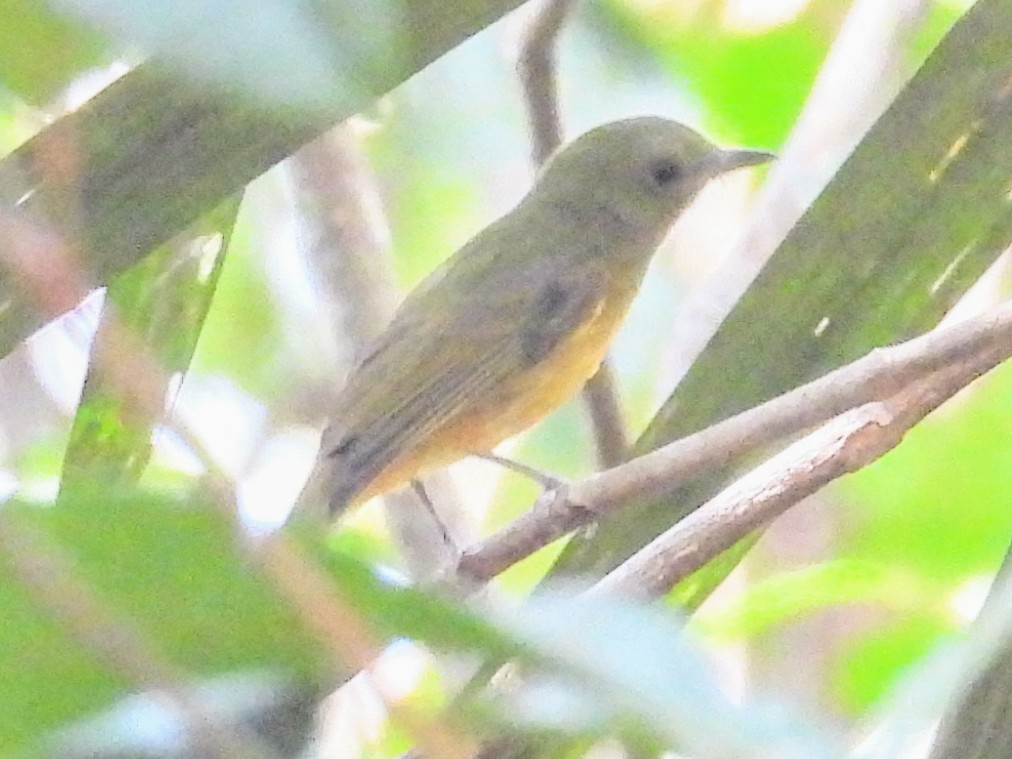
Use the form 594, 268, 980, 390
323, 229, 607, 510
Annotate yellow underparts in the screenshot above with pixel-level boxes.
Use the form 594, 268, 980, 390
354, 284, 636, 504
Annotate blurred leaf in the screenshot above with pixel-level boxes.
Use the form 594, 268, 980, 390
834, 616, 953, 716
37, 670, 317, 758
694, 560, 950, 641
0, 485, 552, 756
49, 0, 405, 114
59, 194, 241, 493
549, 0, 1012, 601
0, 0, 530, 358
0, 0, 108, 103
314, 541, 525, 661
0, 491, 327, 756
495, 590, 842, 758
599, 0, 847, 146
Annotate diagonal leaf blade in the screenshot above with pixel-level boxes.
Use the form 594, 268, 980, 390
58, 194, 242, 494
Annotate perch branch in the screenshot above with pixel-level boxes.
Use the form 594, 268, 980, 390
457, 300, 1012, 582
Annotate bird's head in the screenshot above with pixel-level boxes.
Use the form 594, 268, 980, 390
536, 116, 773, 242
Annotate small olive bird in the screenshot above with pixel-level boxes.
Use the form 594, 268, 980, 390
308, 116, 772, 518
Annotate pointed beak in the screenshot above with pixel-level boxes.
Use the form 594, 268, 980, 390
713, 147, 776, 174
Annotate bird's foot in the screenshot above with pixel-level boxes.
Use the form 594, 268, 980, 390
475, 452, 569, 498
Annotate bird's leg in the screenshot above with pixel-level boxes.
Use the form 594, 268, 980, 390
475, 452, 569, 494
409, 479, 458, 551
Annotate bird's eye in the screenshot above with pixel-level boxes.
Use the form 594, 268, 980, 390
651, 160, 682, 186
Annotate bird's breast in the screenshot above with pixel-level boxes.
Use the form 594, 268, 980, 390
439, 284, 636, 453
353, 281, 637, 503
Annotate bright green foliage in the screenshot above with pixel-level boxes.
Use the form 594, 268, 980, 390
0, 0, 107, 103
599, 0, 844, 147
842, 361, 1012, 580
834, 616, 955, 715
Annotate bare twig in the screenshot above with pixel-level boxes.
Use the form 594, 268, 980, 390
517, 0, 577, 166
462, 339, 1010, 759
582, 364, 627, 467
592, 354, 1002, 599
288, 124, 398, 373
517, 0, 627, 467
457, 300, 1012, 582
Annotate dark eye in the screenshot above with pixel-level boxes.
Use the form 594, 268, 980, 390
651, 160, 682, 186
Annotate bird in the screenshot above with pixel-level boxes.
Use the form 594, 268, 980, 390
312, 116, 772, 518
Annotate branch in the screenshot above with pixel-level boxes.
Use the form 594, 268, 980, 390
517, 0, 626, 467
591, 355, 1000, 599
457, 300, 1012, 582
517, 0, 576, 164
464, 331, 1009, 759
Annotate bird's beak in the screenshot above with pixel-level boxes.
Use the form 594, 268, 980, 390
713, 148, 776, 174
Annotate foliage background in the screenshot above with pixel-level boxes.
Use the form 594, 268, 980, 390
0, 0, 1006, 755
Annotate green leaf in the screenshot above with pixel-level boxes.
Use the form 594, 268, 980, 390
833, 616, 954, 716
0, 0, 107, 103
694, 560, 950, 641
0, 486, 548, 755
0, 0, 531, 358
0, 490, 326, 757
58, 194, 241, 494
497, 590, 842, 757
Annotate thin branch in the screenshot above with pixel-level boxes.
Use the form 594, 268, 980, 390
457, 299, 1012, 582
582, 364, 627, 467
517, 0, 627, 468
459, 341, 1011, 759
591, 355, 1001, 599
517, 0, 577, 166
288, 124, 398, 374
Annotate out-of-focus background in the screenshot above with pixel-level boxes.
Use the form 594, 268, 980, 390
1, 0, 1009, 756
